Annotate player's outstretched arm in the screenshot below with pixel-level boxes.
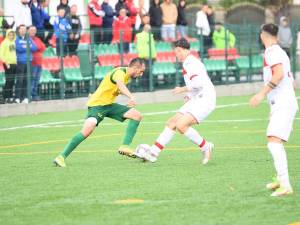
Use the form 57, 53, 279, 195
250, 64, 284, 107
172, 86, 188, 94
116, 80, 136, 107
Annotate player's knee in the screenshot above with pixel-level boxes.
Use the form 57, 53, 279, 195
131, 110, 142, 121
176, 122, 188, 134
166, 119, 176, 129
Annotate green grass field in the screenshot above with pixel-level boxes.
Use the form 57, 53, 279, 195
0, 94, 300, 225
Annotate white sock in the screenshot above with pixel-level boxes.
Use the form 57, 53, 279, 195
151, 127, 175, 156
267, 142, 292, 190
184, 127, 208, 151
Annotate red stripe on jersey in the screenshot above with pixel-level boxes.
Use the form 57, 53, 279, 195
199, 139, 206, 148
182, 68, 187, 76
190, 75, 198, 80
155, 142, 164, 150
263, 56, 268, 67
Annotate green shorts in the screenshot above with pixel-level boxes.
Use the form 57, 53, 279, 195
86, 103, 131, 126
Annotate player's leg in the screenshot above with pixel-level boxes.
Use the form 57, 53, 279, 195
266, 109, 296, 196
54, 117, 97, 167
175, 113, 214, 165
107, 104, 142, 157
137, 113, 182, 162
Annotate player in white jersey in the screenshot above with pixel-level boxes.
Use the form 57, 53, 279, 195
136, 38, 216, 164
250, 23, 298, 197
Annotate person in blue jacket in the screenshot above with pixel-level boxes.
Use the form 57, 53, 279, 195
30, 0, 50, 42
15, 24, 37, 104
53, 6, 71, 57
101, 0, 115, 43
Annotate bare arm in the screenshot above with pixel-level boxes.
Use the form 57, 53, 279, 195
116, 80, 136, 107
249, 64, 284, 107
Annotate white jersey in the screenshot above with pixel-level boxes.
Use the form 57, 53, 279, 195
263, 44, 298, 110
182, 54, 216, 105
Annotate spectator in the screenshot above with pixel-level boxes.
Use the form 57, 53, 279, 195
112, 8, 132, 53
15, 0, 32, 28
196, 4, 210, 55
212, 22, 236, 49
136, 24, 156, 90
88, 0, 105, 44
176, 0, 188, 39
149, 0, 162, 40
57, 0, 71, 20
15, 24, 37, 104
42, 0, 54, 46
206, 5, 215, 47
30, 0, 50, 42
0, 29, 17, 104
68, 5, 82, 55
160, 0, 178, 41
101, 0, 114, 44
29, 26, 45, 101
125, 0, 139, 29
53, 6, 71, 57
278, 16, 292, 57
0, 7, 15, 37
115, 0, 129, 16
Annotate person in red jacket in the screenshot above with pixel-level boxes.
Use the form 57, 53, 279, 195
125, 0, 139, 28
29, 25, 46, 101
88, 0, 105, 44
112, 8, 132, 53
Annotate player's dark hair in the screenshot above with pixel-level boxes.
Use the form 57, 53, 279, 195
173, 38, 190, 50
261, 23, 278, 37
129, 57, 146, 67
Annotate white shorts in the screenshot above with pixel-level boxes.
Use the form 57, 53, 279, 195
179, 99, 215, 123
267, 109, 297, 141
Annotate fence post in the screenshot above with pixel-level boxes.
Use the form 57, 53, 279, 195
224, 24, 229, 84
90, 28, 96, 92
59, 34, 65, 99
148, 32, 154, 91
291, 25, 297, 78
120, 30, 124, 66
26, 32, 31, 102
248, 24, 253, 82
199, 28, 204, 58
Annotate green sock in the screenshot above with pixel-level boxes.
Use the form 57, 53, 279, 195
60, 132, 85, 158
122, 119, 140, 146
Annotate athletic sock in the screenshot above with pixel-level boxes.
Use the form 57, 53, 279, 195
122, 119, 140, 146
151, 127, 175, 156
184, 127, 208, 151
60, 132, 86, 158
267, 142, 292, 190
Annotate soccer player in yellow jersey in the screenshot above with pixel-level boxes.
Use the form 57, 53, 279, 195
54, 58, 146, 167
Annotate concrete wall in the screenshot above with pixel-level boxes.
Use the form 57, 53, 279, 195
0, 81, 273, 118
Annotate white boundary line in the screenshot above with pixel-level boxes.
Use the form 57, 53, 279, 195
0, 101, 299, 131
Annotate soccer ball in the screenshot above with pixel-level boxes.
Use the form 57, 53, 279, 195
134, 144, 151, 159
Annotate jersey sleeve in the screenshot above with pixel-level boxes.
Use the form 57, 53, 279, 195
265, 48, 282, 67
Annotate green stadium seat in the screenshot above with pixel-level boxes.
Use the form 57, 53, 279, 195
39, 70, 60, 84
155, 42, 172, 52
203, 59, 226, 72
190, 41, 200, 51
236, 54, 263, 70
152, 62, 176, 75
43, 47, 56, 57
95, 65, 113, 80
64, 68, 91, 82
0, 72, 5, 87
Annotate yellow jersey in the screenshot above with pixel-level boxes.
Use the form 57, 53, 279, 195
87, 67, 130, 106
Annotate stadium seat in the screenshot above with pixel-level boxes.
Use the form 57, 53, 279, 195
156, 42, 172, 52
64, 68, 91, 82
190, 41, 200, 51
123, 53, 138, 65
0, 72, 5, 87
94, 65, 113, 80
203, 59, 227, 72
39, 70, 60, 84
63, 55, 80, 68
156, 52, 176, 62
96, 43, 119, 55
98, 54, 121, 67
152, 62, 176, 76
79, 33, 90, 44
236, 54, 263, 70
208, 48, 240, 60
42, 57, 60, 71
43, 47, 56, 57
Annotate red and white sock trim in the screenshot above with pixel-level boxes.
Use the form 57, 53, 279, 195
155, 142, 164, 151
199, 139, 206, 148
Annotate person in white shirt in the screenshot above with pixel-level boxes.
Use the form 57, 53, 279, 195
195, 4, 211, 55
250, 23, 298, 197
15, 0, 32, 28
136, 38, 216, 163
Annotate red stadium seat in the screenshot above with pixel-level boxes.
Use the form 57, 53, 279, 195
80, 33, 90, 44
208, 48, 240, 60
63, 55, 80, 68
42, 57, 60, 71
98, 54, 121, 67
